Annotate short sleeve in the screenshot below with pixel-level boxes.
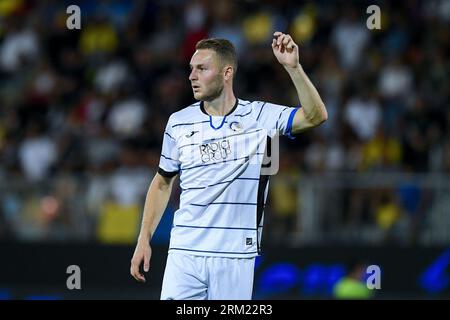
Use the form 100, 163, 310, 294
255, 101, 300, 139
158, 117, 180, 177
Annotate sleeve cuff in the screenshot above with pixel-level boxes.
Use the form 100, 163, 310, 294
285, 107, 300, 139
158, 167, 179, 178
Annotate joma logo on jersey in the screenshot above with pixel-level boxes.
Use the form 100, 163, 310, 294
199, 139, 231, 163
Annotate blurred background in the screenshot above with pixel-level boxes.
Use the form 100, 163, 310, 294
0, 0, 449, 299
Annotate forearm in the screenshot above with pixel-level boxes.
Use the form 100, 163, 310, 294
285, 63, 327, 124
138, 174, 174, 243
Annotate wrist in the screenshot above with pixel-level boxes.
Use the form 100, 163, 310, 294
283, 62, 302, 73
138, 232, 151, 243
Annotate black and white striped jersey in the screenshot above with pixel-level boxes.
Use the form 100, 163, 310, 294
158, 98, 299, 258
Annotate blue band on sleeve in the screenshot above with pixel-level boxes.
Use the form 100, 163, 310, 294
285, 107, 300, 139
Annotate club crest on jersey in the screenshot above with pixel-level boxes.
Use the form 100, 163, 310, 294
229, 121, 243, 132
199, 139, 231, 163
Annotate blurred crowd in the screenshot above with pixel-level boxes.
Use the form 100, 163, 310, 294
0, 0, 449, 244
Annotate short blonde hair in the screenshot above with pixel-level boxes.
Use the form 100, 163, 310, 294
195, 38, 237, 72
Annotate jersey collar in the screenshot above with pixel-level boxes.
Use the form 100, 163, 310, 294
200, 99, 239, 117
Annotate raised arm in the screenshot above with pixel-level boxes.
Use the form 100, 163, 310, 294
272, 31, 328, 134
130, 172, 176, 282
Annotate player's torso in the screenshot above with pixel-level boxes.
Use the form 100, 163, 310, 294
167, 100, 269, 257
172, 101, 268, 187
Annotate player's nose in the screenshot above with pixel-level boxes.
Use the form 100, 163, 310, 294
189, 69, 197, 81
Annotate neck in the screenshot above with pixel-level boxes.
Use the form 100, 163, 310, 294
203, 89, 236, 116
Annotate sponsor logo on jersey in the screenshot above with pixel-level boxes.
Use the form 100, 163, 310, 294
199, 139, 231, 163
185, 130, 199, 138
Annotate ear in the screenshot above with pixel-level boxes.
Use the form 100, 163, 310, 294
223, 65, 234, 81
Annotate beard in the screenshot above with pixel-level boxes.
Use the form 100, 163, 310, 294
195, 75, 224, 101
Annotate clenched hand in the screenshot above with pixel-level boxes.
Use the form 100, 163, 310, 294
272, 31, 300, 69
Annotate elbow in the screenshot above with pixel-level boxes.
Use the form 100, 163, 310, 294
154, 173, 174, 192
320, 106, 328, 123
312, 103, 328, 126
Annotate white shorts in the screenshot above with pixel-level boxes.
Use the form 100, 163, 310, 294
160, 252, 255, 300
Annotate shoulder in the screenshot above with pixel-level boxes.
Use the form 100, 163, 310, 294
234, 99, 263, 116
167, 101, 202, 126
248, 100, 274, 120
237, 99, 263, 108
233, 99, 280, 122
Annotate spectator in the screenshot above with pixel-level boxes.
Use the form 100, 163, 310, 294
333, 261, 373, 299
18, 123, 57, 182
